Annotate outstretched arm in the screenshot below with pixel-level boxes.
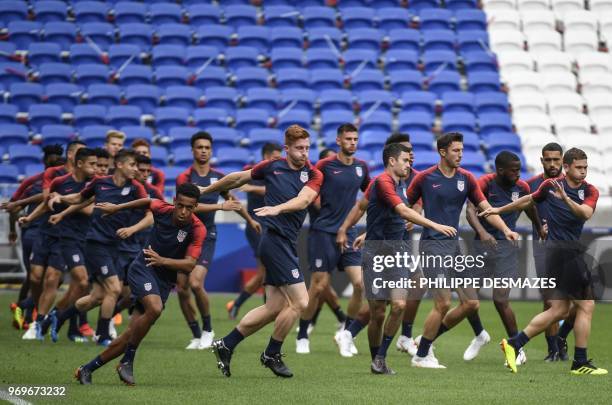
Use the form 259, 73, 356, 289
337, 197, 368, 252
117, 210, 154, 239
48, 197, 95, 225
199, 170, 252, 195
18, 201, 49, 226
143, 246, 196, 273
95, 198, 152, 215
479, 194, 534, 218
394, 203, 457, 238
477, 200, 519, 240
254, 186, 318, 217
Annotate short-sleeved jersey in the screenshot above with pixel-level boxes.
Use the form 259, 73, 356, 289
81, 176, 148, 245
176, 166, 225, 234
244, 163, 266, 216
145, 199, 206, 283
407, 165, 485, 240
44, 173, 91, 240
120, 181, 164, 253
477, 174, 530, 240
11, 172, 45, 229
149, 166, 165, 195
311, 156, 370, 234
364, 172, 406, 241
251, 158, 323, 241
42, 165, 68, 190
526, 173, 549, 240
531, 177, 598, 241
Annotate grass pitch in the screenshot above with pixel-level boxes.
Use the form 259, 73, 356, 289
1, 291, 611, 404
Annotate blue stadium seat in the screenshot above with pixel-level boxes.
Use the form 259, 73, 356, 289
358, 90, 394, 113
322, 130, 339, 148
121, 125, 154, 143
108, 44, 142, 68
427, 71, 461, 97
410, 131, 435, 151
204, 86, 237, 113
226, 46, 260, 71
40, 124, 76, 146
303, 7, 336, 29
307, 27, 342, 49
74, 105, 107, 128
193, 107, 229, 129
150, 145, 169, 167
70, 44, 104, 65
75, 64, 109, 86
455, 9, 487, 32
423, 50, 457, 75
152, 45, 186, 67
271, 27, 304, 49
38, 62, 73, 85
346, 28, 382, 52
389, 70, 423, 95
385, 50, 419, 73
359, 131, 386, 153
234, 67, 269, 91
46, 83, 82, 113
204, 127, 239, 148
397, 111, 433, 132
196, 25, 233, 52
442, 112, 477, 133
320, 110, 354, 133
24, 164, 44, 178
468, 72, 501, 93
0, 104, 18, 124
281, 89, 316, 113
271, 48, 303, 70
0, 124, 28, 147
0, 164, 20, 183
165, 85, 202, 111
118, 65, 153, 86
10, 83, 44, 112
319, 89, 353, 111
149, 3, 182, 26
0, 43, 17, 63
155, 107, 190, 134
420, 9, 452, 31
125, 84, 160, 114
114, 2, 148, 25
388, 29, 420, 52
485, 132, 522, 155
351, 69, 385, 93
80, 23, 115, 51
277, 110, 312, 131
276, 68, 310, 90
9, 144, 42, 171
458, 31, 489, 55
168, 126, 199, 148
413, 151, 440, 171
216, 147, 251, 169
360, 111, 392, 133
400, 91, 436, 115
305, 49, 338, 69
479, 113, 513, 136
248, 128, 283, 151
377, 7, 412, 32
28, 103, 62, 131
342, 7, 375, 29
442, 91, 475, 113
162, 166, 187, 186
188, 4, 222, 27
235, 108, 270, 134
410, 0, 441, 11
238, 26, 270, 53
463, 52, 497, 73
462, 151, 487, 173
354, 150, 373, 166
155, 66, 189, 87
225, 5, 258, 28
309, 69, 342, 92
475, 92, 509, 114
185, 45, 218, 68
245, 88, 280, 115
87, 84, 121, 108
43, 22, 76, 51
447, 0, 478, 11
107, 105, 142, 128
158, 24, 193, 47
28, 42, 61, 66
422, 31, 456, 53
118, 23, 154, 51
460, 131, 481, 152
193, 66, 227, 88
264, 6, 300, 27
8, 21, 42, 50
0, 2, 28, 26
73, 1, 110, 23
78, 125, 112, 147
343, 50, 377, 72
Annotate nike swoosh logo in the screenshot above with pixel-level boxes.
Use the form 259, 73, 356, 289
273, 171, 283, 175
432, 184, 441, 188
100, 186, 112, 190
333, 170, 342, 174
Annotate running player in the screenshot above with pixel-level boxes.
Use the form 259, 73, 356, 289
481, 148, 607, 375
226, 142, 283, 319
75, 183, 206, 385
131, 138, 165, 195
205, 125, 322, 378
408, 133, 518, 369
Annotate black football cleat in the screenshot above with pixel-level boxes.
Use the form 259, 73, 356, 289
75, 366, 92, 385
371, 355, 397, 375
260, 352, 293, 378
212, 339, 232, 377
544, 351, 560, 362
116, 362, 135, 386
557, 337, 569, 361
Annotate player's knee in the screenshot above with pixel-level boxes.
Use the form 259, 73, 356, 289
293, 296, 309, 313
76, 278, 89, 294
189, 279, 204, 293
370, 305, 386, 324
435, 298, 451, 314
44, 271, 60, 289
147, 304, 163, 320
464, 299, 479, 313
30, 271, 42, 285
390, 300, 406, 315
351, 280, 364, 296
578, 300, 595, 316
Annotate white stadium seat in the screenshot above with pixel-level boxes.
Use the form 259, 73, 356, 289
521, 11, 557, 32
504, 71, 542, 93
579, 72, 612, 97
541, 72, 578, 95
490, 29, 526, 52
497, 51, 535, 77
553, 113, 592, 137
576, 52, 612, 75
547, 93, 584, 115
585, 94, 612, 122
483, 0, 518, 10
600, 13, 612, 41
563, 10, 599, 32
510, 92, 548, 114
586, 172, 610, 194
527, 30, 563, 54
592, 116, 612, 134
514, 112, 553, 137
557, 133, 600, 154
517, 0, 552, 10
564, 30, 599, 57
584, 152, 605, 173
522, 132, 558, 148
534, 51, 574, 73
486, 10, 523, 31
590, 0, 612, 14
551, 0, 586, 19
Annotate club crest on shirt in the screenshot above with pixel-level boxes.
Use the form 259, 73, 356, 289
300, 171, 308, 183
101, 265, 108, 275
210, 178, 217, 185
144, 282, 152, 292
72, 254, 80, 263
356, 166, 363, 177
511, 192, 519, 201
457, 180, 465, 191
315, 259, 322, 268
291, 268, 300, 279
177, 230, 187, 243
578, 189, 585, 200
121, 187, 130, 196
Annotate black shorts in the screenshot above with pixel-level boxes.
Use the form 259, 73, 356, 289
21, 227, 38, 271
117, 250, 139, 284
245, 221, 263, 256
30, 233, 66, 271
308, 228, 361, 273
196, 234, 217, 268
85, 241, 120, 283
259, 229, 304, 287
128, 257, 173, 313
60, 239, 86, 271
545, 244, 594, 300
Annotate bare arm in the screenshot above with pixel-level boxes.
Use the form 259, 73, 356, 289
117, 210, 154, 239
48, 197, 95, 225
240, 184, 266, 196
199, 170, 252, 195
337, 197, 369, 252
479, 194, 535, 217
225, 192, 261, 232
95, 198, 151, 215
143, 246, 197, 273
395, 204, 457, 237
19, 201, 49, 225
5, 193, 44, 210
477, 200, 519, 240
551, 180, 595, 220
254, 186, 319, 217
